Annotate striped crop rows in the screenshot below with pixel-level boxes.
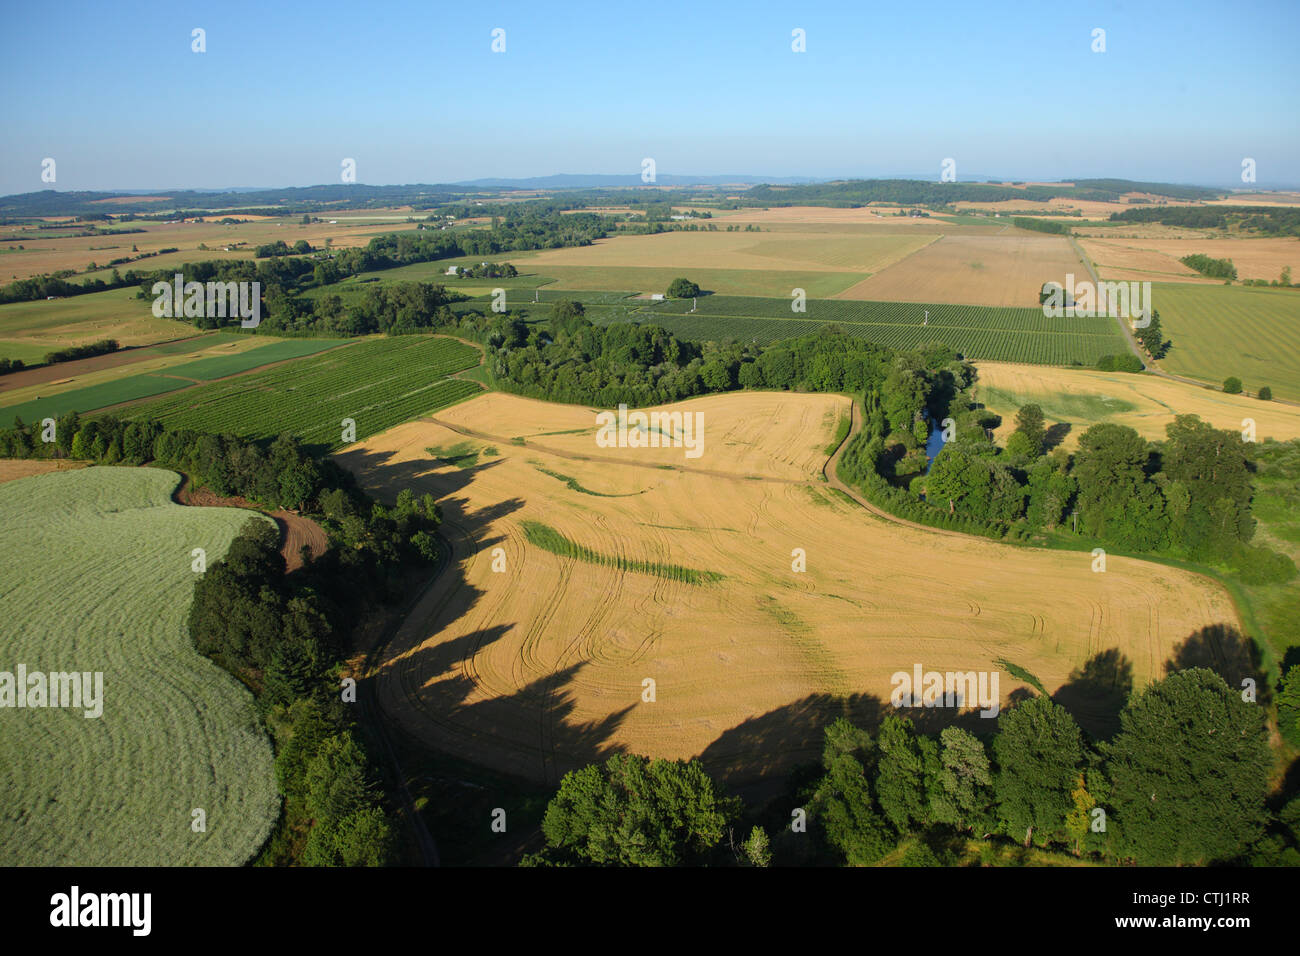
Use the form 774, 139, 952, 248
596, 294, 1130, 365
128, 335, 481, 449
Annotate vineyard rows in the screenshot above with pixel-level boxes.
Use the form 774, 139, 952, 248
129, 335, 481, 449
635, 294, 1121, 335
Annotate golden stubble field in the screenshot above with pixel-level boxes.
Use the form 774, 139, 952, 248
522, 229, 936, 274
973, 362, 1300, 450
834, 233, 1087, 307
0, 215, 423, 283
1080, 236, 1300, 284
336, 391, 1239, 791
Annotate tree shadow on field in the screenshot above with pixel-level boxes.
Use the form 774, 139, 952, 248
1052, 648, 1134, 741
342, 437, 637, 790
1043, 422, 1071, 453
332, 439, 511, 509
1165, 623, 1269, 706
698, 690, 1002, 807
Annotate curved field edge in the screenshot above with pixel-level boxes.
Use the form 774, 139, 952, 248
825, 398, 1274, 679
340, 392, 1243, 787
0, 466, 278, 865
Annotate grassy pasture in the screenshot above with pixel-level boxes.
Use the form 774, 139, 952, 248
512, 264, 864, 298
162, 337, 347, 380
0, 467, 278, 865
0, 286, 184, 354
1149, 283, 1300, 400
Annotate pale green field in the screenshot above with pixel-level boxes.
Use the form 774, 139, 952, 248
519, 264, 863, 297
0, 286, 183, 354
0, 467, 279, 865
0, 340, 53, 364
1152, 283, 1300, 401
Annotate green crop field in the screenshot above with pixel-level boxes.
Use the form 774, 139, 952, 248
1150, 283, 1300, 401
521, 265, 864, 298
579, 294, 1130, 365
0, 339, 54, 364
147, 332, 244, 355
128, 335, 482, 449
163, 337, 347, 380
3, 372, 192, 424
0, 467, 278, 865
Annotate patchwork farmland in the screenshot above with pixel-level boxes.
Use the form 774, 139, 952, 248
127, 334, 482, 448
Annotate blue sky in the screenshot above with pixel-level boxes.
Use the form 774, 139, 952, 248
2, 0, 1297, 193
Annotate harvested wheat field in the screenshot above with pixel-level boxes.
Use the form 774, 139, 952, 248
335, 392, 1239, 791
1082, 237, 1300, 284
973, 362, 1300, 449
835, 234, 1086, 307
0, 458, 86, 484
524, 229, 935, 274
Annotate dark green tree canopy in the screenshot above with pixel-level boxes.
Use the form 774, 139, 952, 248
1106, 668, 1270, 865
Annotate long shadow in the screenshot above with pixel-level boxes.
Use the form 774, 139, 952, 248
1165, 623, 1269, 706
698, 691, 1004, 807
1053, 648, 1134, 740
336, 437, 634, 787
1043, 422, 1071, 452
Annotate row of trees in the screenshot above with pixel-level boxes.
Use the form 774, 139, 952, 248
1112, 205, 1300, 236
1180, 253, 1238, 280
824, 339, 1296, 585
452, 300, 901, 408
528, 668, 1296, 866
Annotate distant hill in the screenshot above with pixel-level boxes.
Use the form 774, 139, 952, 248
0, 184, 465, 218
0, 176, 1231, 219
453, 173, 818, 189
742, 178, 1225, 207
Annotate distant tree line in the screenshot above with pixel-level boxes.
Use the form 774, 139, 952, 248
1110, 205, 1300, 236
1180, 253, 1238, 279
256, 239, 313, 258
454, 261, 517, 279
1012, 217, 1071, 235
741, 179, 1220, 209
43, 338, 119, 365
